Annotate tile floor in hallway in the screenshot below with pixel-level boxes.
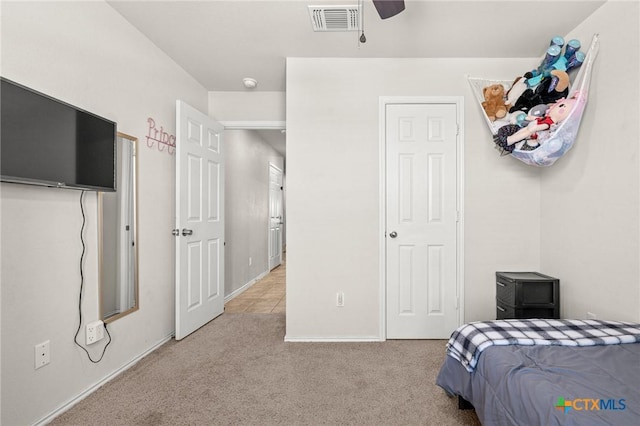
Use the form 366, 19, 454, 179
224, 257, 285, 314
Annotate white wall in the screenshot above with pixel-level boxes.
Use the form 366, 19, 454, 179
0, 2, 208, 424
209, 91, 285, 122
224, 130, 284, 297
540, 1, 640, 322
285, 57, 542, 340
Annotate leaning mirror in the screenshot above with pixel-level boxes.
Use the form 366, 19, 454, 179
100, 132, 139, 323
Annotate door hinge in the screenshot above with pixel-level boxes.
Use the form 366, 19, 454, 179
456, 123, 460, 136
456, 211, 460, 223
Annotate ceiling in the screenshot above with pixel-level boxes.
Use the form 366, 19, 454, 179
108, 0, 605, 92
107, 0, 606, 154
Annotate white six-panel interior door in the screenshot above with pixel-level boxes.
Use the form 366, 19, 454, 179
175, 100, 225, 341
384, 98, 463, 339
268, 163, 284, 270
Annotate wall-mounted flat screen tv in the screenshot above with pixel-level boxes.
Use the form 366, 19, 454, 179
1, 77, 117, 191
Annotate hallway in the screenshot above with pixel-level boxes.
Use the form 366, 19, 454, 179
224, 257, 285, 314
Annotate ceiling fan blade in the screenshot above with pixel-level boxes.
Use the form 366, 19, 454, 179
372, 0, 405, 19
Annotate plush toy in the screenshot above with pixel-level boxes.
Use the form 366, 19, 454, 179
527, 104, 550, 120
526, 38, 584, 87
481, 84, 508, 121
510, 104, 550, 150
494, 124, 521, 154
506, 76, 528, 108
509, 86, 542, 114
494, 94, 579, 153
509, 70, 570, 114
507, 37, 584, 115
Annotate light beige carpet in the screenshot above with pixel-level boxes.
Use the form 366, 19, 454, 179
51, 313, 480, 425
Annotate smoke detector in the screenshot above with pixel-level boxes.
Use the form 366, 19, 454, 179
242, 78, 258, 89
308, 5, 360, 31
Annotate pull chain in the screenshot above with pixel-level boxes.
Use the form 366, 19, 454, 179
359, 0, 366, 45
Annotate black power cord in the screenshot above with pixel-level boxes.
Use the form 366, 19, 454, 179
74, 190, 112, 363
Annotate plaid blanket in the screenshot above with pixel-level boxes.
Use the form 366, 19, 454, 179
446, 319, 640, 372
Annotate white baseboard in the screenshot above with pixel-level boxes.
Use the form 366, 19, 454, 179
224, 270, 269, 302
284, 336, 384, 342
33, 332, 174, 426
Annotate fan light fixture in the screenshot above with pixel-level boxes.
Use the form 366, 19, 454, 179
372, 0, 405, 19
243, 78, 258, 89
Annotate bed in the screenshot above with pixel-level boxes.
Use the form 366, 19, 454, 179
436, 319, 640, 425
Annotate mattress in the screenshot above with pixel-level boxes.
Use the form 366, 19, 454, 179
436, 343, 640, 425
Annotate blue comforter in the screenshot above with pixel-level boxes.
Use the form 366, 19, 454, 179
437, 342, 640, 425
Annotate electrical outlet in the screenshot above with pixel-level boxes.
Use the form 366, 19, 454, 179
34, 340, 50, 369
249, 257, 252, 266
86, 320, 105, 345
336, 291, 345, 307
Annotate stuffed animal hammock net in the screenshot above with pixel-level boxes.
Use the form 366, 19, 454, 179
469, 34, 599, 167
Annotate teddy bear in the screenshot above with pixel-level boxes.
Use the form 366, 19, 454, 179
481, 84, 508, 122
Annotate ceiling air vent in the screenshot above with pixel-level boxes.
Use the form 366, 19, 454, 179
308, 5, 360, 32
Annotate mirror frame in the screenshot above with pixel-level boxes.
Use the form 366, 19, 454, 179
99, 132, 139, 323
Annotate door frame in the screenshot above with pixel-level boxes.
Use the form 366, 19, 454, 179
378, 96, 465, 340
219, 120, 286, 279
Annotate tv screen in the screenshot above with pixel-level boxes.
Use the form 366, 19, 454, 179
1, 77, 116, 191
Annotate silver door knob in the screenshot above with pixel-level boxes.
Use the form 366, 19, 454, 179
389, 231, 398, 238
182, 228, 193, 236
